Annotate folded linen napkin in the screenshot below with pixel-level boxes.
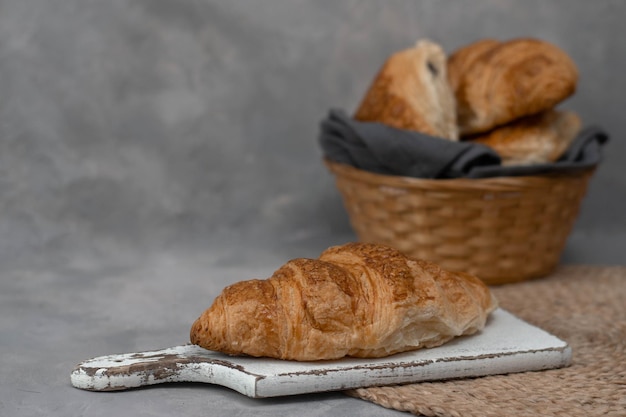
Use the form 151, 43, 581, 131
319, 109, 609, 179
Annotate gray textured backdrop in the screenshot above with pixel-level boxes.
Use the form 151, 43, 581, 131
2, 1, 625, 416
1, 0, 624, 272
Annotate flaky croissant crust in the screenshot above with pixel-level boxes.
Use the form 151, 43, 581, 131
448, 38, 578, 135
468, 109, 582, 166
354, 40, 459, 141
191, 243, 497, 361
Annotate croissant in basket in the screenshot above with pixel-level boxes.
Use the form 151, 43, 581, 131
468, 109, 582, 166
354, 39, 459, 140
190, 243, 497, 361
448, 38, 579, 135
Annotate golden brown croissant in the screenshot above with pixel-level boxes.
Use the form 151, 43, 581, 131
354, 39, 459, 140
448, 38, 578, 135
190, 243, 497, 361
468, 110, 582, 166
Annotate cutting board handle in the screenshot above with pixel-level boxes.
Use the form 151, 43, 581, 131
70, 345, 233, 391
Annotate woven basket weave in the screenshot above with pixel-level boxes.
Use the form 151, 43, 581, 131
325, 160, 595, 285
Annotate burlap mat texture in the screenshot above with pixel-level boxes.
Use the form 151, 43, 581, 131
346, 266, 626, 416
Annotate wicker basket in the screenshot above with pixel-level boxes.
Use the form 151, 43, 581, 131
325, 160, 595, 285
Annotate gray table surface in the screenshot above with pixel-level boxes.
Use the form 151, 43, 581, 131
1, 232, 621, 417
1, 239, 412, 417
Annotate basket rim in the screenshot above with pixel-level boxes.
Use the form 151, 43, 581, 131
324, 159, 595, 193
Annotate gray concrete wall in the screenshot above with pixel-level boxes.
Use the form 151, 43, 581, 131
1, 0, 624, 271
2, 2, 625, 415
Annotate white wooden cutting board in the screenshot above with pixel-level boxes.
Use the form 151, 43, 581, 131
71, 309, 571, 398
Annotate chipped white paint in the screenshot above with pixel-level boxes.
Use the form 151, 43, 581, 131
71, 309, 571, 398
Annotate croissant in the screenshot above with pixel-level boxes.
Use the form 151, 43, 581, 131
467, 109, 582, 166
354, 39, 459, 140
448, 38, 578, 135
190, 243, 497, 361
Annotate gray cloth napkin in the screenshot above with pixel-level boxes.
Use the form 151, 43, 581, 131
319, 109, 609, 179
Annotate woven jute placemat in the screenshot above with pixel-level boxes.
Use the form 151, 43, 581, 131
346, 265, 626, 416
